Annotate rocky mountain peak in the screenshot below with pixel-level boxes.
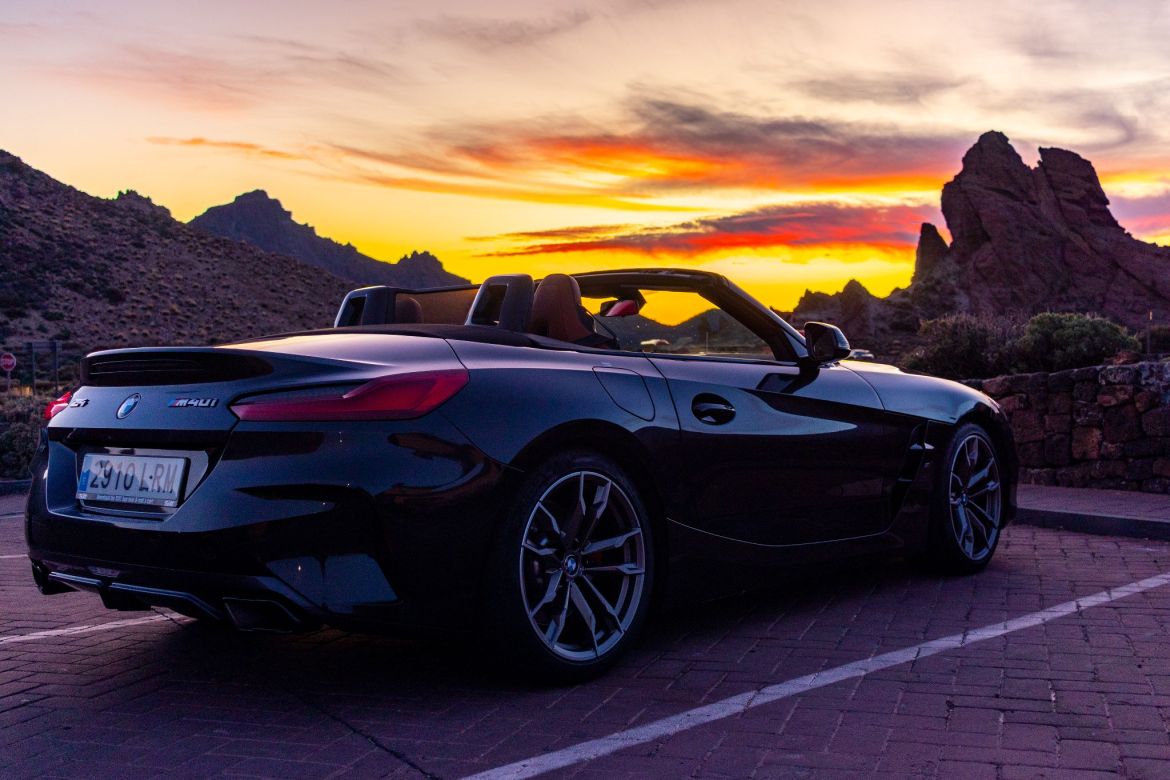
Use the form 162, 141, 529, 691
959, 131, 1033, 188
114, 189, 172, 220
230, 188, 291, 215
190, 193, 467, 288
794, 131, 1170, 359
913, 223, 949, 281
0, 149, 352, 350
1036, 146, 1120, 231
917, 131, 1170, 327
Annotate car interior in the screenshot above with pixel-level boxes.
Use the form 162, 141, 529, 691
332, 270, 800, 361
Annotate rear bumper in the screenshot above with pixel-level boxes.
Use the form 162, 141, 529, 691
25, 413, 511, 634
31, 558, 317, 631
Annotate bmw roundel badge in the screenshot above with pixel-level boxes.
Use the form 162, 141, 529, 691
116, 393, 141, 419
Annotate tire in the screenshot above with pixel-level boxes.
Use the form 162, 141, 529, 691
485, 450, 655, 683
927, 422, 1006, 575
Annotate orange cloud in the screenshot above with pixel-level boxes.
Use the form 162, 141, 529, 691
478, 202, 940, 257
144, 95, 971, 218
147, 137, 311, 161
432, 98, 968, 196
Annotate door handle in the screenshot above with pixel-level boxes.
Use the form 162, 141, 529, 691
692, 394, 735, 425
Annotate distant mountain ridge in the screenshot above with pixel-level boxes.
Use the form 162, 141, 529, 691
0, 151, 353, 351
190, 190, 468, 289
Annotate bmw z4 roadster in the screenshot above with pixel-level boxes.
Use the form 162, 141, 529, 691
26, 269, 1017, 680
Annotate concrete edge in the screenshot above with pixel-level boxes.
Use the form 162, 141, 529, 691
0, 480, 31, 497
1016, 506, 1170, 542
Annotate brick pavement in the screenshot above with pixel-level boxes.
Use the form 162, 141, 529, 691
5, 493, 1170, 778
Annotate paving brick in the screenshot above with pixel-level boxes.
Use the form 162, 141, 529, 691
1059, 738, 1122, 771
7, 502, 1170, 777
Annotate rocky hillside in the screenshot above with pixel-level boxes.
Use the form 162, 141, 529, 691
794, 132, 1170, 356
0, 151, 352, 352
191, 190, 467, 289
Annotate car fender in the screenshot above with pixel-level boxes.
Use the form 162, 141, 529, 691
439, 341, 680, 468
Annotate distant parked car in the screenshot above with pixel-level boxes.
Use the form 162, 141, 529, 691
27, 268, 1017, 681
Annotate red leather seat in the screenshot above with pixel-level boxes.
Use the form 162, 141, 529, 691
529, 274, 597, 343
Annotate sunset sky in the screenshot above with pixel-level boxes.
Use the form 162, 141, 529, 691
2, 0, 1170, 309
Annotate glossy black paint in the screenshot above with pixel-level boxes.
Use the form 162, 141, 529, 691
25, 269, 1017, 635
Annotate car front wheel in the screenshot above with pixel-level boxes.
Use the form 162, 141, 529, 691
929, 422, 1005, 574
487, 450, 654, 683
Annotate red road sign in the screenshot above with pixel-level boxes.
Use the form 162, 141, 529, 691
0, 352, 15, 372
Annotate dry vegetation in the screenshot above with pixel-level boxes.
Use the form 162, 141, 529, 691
0, 151, 351, 356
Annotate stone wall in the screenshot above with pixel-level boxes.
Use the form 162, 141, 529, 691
966, 363, 1170, 494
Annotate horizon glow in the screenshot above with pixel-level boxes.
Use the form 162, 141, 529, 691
2, 0, 1169, 310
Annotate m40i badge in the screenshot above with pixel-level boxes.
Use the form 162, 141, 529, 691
168, 398, 219, 408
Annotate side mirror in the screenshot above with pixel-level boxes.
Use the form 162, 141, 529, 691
802, 322, 851, 366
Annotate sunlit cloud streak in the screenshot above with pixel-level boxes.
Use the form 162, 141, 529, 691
787, 74, 969, 105
63, 45, 265, 111
417, 9, 593, 50
327, 96, 970, 204
147, 137, 313, 161
54, 38, 409, 113
477, 202, 939, 257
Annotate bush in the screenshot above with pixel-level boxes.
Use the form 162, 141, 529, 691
900, 313, 1020, 380
0, 394, 47, 479
1014, 313, 1140, 373
900, 311, 1140, 379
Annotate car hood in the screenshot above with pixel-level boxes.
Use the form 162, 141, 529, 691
841, 360, 1000, 424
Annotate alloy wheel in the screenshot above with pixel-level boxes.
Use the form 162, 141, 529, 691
947, 433, 1002, 561
519, 470, 646, 662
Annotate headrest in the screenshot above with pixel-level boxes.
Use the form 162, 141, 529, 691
530, 274, 594, 343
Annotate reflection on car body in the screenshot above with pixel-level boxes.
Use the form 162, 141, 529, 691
27, 268, 1017, 681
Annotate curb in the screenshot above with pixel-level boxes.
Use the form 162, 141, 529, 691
1016, 506, 1170, 542
0, 480, 31, 497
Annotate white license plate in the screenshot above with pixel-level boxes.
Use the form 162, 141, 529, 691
76, 454, 188, 508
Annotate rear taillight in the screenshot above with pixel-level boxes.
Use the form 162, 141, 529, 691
229, 369, 469, 422
44, 390, 72, 421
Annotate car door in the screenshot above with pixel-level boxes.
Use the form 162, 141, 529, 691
649, 355, 902, 546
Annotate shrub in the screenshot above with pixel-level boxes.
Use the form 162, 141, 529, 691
0, 394, 48, 480
1014, 313, 1140, 373
900, 313, 1020, 380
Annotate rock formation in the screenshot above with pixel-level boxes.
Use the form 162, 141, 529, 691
793, 131, 1170, 356
190, 190, 468, 289
913, 131, 1170, 327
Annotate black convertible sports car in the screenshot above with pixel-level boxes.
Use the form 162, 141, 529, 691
26, 269, 1016, 680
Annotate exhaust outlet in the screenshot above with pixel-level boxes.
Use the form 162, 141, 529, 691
222, 598, 302, 633
31, 562, 75, 595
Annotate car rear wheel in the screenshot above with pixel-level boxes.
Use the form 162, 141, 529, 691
486, 450, 654, 683
929, 423, 1005, 574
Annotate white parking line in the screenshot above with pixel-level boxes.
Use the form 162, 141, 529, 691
464, 571, 1170, 780
0, 614, 172, 645
0, 554, 27, 559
